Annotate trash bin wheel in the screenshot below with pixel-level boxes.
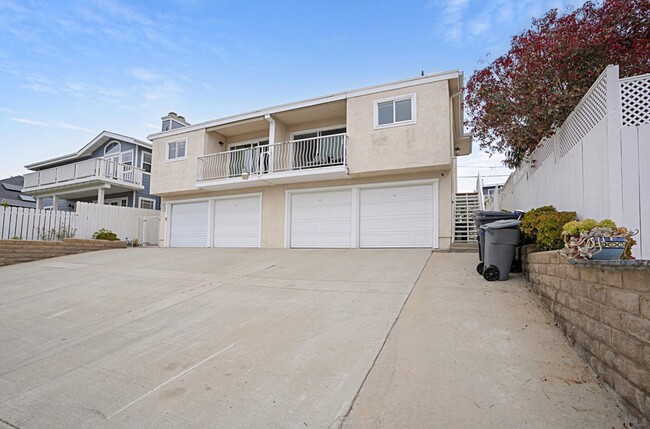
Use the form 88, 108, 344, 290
483, 265, 500, 281
510, 260, 522, 273
476, 262, 484, 275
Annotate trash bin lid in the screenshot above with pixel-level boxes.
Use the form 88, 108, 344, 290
480, 219, 522, 230
473, 210, 518, 221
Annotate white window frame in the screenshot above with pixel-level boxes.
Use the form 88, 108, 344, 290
141, 151, 152, 173
93, 197, 129, 207
289, 124, 347, 140
373, 93, 417, 129
104, 140, 121, 156
227, 138, 269, 151
139, 197, 156, 210
120, 150, 134, 165
166, 138, 188, 162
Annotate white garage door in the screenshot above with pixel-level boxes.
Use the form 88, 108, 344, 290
290, 190, 352, 248
213, 196, 261, 247
170, 201, 209, 247
360, 184, 435, 248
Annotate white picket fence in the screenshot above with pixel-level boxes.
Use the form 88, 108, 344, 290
494, 66, 650, 259
0, 203, 161, 245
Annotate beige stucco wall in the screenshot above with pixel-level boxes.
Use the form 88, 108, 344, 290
346, 81, 452, 175
159, 170, 452, 249
150, 129, 207, 195
151, 80, 453, 196
204, 131, 225, 155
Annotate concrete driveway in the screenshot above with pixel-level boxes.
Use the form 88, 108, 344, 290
0, 249, 638, 428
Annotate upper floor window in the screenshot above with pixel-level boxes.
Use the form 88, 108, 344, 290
374, 94, 416, 128
121, 151, 133, 166
105, 141, 121, 156
142, 152, 152, 173
167, 139, 187, 161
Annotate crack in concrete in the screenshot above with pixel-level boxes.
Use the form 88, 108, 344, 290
334, 251, 433, 429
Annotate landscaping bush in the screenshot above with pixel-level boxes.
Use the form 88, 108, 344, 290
92, 228, 119, 241
520, 206, 577, 251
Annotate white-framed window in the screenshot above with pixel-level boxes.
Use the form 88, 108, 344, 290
93, 197, 129, 207
374, 94, 416, 128
121, 150, 133, 166
139, 197, 156, 210
167, 139, 187, 161
142, 151, 152, 173
104, 140, 121, 156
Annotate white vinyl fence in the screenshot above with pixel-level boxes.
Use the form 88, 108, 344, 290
493, 66, 650, 259
0, 206, 76, 240
0, 203, 161, 245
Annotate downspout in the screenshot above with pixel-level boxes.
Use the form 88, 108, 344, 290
264, 114, 276, 175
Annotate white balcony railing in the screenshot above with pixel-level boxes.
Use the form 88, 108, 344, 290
197, 133, 348, 182
23, 158, 144, 190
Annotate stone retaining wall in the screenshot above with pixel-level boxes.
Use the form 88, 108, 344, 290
522, 246, 650, 418
0, 238, 127, 267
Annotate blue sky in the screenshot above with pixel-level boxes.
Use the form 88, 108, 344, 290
0, 0, 583, 191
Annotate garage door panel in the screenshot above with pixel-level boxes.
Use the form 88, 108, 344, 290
290, 190, 351, 248
360, 185, 434, 248
213, 196, 260, 248
170, 202, 209, 248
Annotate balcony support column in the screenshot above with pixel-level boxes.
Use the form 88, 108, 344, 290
36, 197, 43, 210
97, 187, 105, 205
52, 195, 59, 210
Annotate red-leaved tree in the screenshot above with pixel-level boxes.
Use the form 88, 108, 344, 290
465, 0, 650, 168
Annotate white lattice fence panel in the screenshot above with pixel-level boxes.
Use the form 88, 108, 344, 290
555, 75, 608, 158
621, 74, 650, 126
530, 68, 610, 174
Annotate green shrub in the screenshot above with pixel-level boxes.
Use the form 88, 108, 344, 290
562, 221, 581, 236
598, 219, 617, 229
92, 228, 119, 241
519, 205, 558, 244
520, 206, 577, 250
578, 219, 598, 233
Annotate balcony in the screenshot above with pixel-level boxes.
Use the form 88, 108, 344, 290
23, 158, 144, 194
196, 134, 349, 190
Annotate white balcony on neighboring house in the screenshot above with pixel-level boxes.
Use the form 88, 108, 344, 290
196, 134, 349, 190
22, 158, 144, 205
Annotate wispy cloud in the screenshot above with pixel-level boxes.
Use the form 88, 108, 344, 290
142, 122, 160, 130
9, 117, 94, 132
128, 68, 160, 81
428, 0, 470, 42
9, 117, 49, 126
57, 122, 94, 132
427, 0, 580, 47
0, 0, 28, 13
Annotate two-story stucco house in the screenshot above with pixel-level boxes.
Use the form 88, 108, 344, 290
22, 131, 160, 211
148, 70, 471, 249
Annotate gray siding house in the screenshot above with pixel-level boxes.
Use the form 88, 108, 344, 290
22, 131, 159, 211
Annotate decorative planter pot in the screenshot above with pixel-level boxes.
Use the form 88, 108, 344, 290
589, 237, 626, 260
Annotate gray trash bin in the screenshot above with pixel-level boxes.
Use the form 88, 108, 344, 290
481, 219, 522, 281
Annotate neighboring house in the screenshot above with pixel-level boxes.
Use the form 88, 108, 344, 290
148, 70, 472, 249
22, 131, 160, 211
482, 183, 504, 201
0, 176, 36, 208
